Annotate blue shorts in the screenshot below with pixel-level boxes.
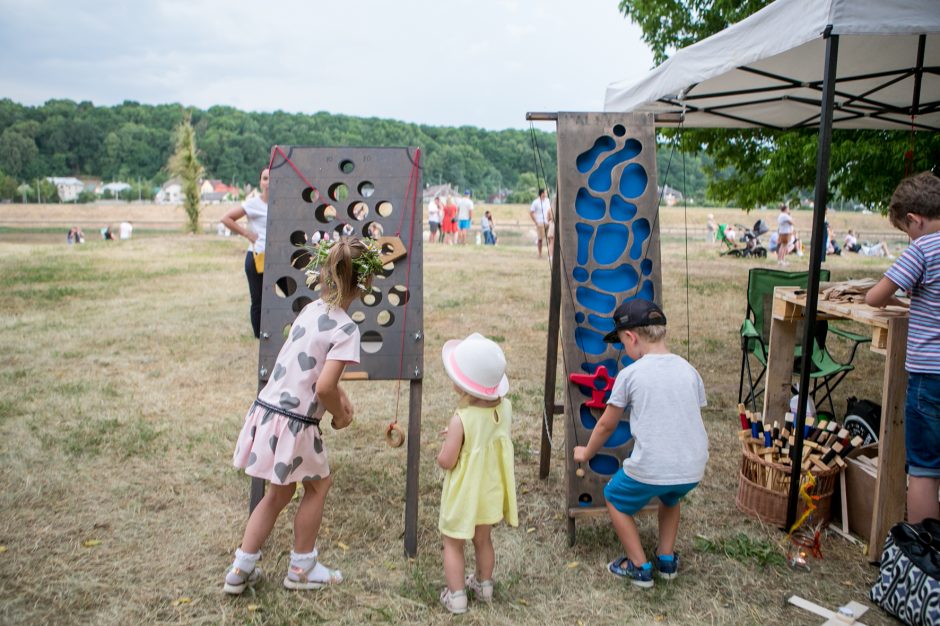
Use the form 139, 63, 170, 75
604, 469, 698, 515
458, 219, 471, 230
906, 372, 940, 478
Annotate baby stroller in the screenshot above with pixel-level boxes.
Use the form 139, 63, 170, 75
721, 219, 768, 258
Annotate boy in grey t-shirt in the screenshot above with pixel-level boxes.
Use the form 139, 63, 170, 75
574, 299, 708, 588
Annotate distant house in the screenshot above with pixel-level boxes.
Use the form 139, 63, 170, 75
47, 177, 84, 202
102, 182, 131, 197
658, 184, 684, 206
79, 177, 102, 195
156, 177, 183, 204
203, 179, 238, 201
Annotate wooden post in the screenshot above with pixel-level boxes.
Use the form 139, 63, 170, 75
540, 206, 563, 479
403, 379, 422, 557
869, 317, 908, 558
762, 303, 798, 424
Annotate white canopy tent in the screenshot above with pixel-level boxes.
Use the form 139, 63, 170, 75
603, 0, 940, 532
604, 0, 940, 131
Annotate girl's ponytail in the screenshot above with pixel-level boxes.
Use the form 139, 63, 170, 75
306, 237, 382, 308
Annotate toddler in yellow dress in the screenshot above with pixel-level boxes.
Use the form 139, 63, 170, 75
436, 333, 518, 614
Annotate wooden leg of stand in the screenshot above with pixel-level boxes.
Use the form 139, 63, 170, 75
404, 379, 422, 557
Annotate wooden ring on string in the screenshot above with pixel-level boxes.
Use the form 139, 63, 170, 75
386, 422, 405, 448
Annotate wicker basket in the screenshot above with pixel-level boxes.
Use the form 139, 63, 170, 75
735, 443, 839, 528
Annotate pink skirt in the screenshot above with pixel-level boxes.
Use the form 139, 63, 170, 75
232, 401, 330, 485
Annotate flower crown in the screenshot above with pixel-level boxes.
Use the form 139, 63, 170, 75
301, 237, 384, 293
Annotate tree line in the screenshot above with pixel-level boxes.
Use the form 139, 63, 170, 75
0, 98, 716, 205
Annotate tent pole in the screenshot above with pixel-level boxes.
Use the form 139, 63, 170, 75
785, 30, 839, 531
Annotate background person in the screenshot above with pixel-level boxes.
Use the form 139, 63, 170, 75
428, 196, 442, 244
481, 210, 496, 245
442, 195, 458, 245
457, 190, 473, 245
776, 204, 794, 266
221, 168, 270, 338
530, 188, 554, 258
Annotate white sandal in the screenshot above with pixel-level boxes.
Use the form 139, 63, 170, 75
440, 587, 468, 614
465, 574, 494, 602
282, 561, 343, 590
223, 565, 262, 595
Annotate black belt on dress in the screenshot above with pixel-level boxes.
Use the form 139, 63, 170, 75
254, 398, 321, 426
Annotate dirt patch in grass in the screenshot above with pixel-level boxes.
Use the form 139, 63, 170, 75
0, 230, 900, 624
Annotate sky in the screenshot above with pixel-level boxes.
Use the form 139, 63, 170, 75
0, 0, 654, 131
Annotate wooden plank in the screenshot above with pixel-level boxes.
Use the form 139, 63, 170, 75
869, 317, 908, 558
568, 500, 658, 520
763, 316, 799, 422
540, 216, 563, 479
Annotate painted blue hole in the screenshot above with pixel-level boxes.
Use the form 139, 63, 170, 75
604, 421, 633, 448
595, 223, 630, 265
575, 187, 606, 220
573, 266, 589, 282
588, 313, 615, 333
575, 223, 594, 266
576, 136, 616, 174
574, 311, 585, 324
588, 139, 643, 193
613, 124, 626, 137
641, 259, 653, 276
610, 195, 637, 222
578, 493, 593, 506
580, 404, 597, 429
621, 355, 635, 368
619, 162, 648, 198
592, 264, 639, 294
637, 279, 655, 301
590, 454, 620, 475
583, 359, 618, 378
576, 286, 616, 313
575, 327, 608, 355
630, 218, 651, 260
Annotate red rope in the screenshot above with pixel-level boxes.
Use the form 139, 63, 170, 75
392, 149, 422, 424
268, 145, 322, 198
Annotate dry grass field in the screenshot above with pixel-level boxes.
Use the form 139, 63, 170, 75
0, 203, 907, 624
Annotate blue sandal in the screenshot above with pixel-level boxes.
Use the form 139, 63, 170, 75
608, 556, 654, 588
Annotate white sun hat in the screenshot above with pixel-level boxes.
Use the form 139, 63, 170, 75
441, 333, 509, 401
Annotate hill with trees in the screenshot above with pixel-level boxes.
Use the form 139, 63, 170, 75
0, 98, 715, 205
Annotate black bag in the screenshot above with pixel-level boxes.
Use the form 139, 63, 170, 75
870, 518, 940, 625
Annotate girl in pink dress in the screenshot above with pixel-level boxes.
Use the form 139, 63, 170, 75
223, 237, 383, 594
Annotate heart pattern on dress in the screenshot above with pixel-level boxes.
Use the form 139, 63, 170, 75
260, 409, 274, 425
272, 363, 286, 381
301, 475, 322, 482
279, 391, 300, 409
298, 352, 317, 371
340, 322, 356, 335
274, 456, 303, 483
269, 435, 279, 452
287, 419, 310, 437
314, 436, 323, 454
305, 400, 319, 417
291, 325, 306, 342
247, 452, 257, 466
318, 314, 337, 331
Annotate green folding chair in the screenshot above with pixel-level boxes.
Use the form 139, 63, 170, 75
738, 268, 870, 414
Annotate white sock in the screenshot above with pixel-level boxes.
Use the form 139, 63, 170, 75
234, 548, 261, 573
290, 549, 318, 573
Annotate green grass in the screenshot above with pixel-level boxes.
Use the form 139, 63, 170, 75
694, 532, 788, 568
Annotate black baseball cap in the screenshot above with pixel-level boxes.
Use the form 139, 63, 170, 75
603, 299, 667, 343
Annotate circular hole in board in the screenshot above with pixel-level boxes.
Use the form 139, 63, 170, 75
274, 276, 297, 298
361, 330, 383, 354
361, 290, 382, 307
376, 201, 394, 217
315, 204, 337, 223
349, 201, 369, 221
290, 248, 311, 270
301, 187, 320, 203
358, 181, 375, 197
329, 183, 349, 202
289, 230, 307, 246
339, 159, 355, 174
376, 310, 394, 327
292, 296, 312, 314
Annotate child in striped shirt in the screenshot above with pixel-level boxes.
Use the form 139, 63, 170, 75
866, 171, 940, 524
